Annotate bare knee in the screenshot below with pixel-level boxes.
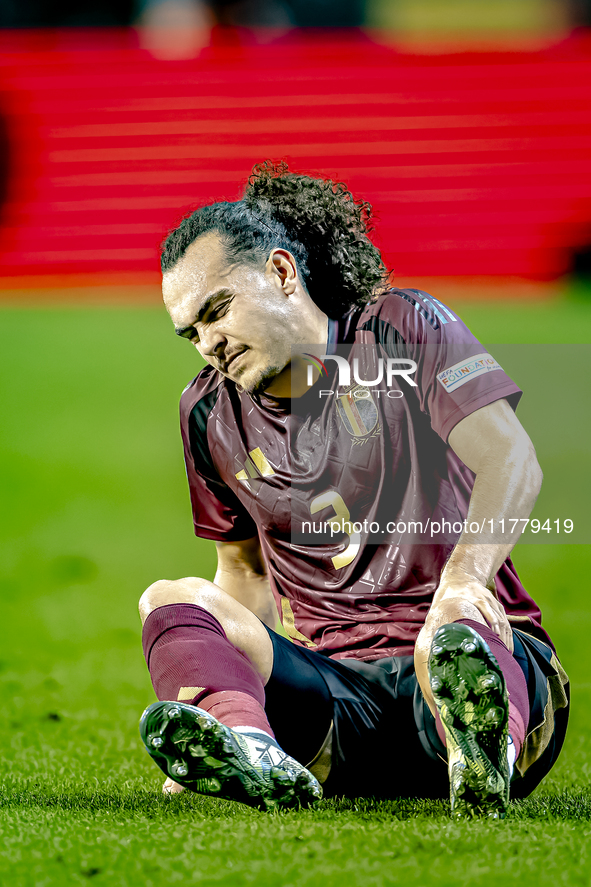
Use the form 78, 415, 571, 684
138, 577, 214, 624
137, 576, 274, 682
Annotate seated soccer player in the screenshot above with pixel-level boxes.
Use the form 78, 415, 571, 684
138, 161, 569, 818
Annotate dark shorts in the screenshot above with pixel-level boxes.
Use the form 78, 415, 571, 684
262, 625, 570, 800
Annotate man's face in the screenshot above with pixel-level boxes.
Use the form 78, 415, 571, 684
163, 232, 318, 396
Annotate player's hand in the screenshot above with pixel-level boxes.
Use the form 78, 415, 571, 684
429, 575, 513, 651
414, 574, 513, 716
163, 777, 185, 794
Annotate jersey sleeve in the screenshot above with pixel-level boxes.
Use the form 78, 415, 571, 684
359, 289, 522, 442
180, 370, 258, 542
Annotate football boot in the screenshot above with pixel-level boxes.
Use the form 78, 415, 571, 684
428, 623, 510, 819
140, 700, 322, 811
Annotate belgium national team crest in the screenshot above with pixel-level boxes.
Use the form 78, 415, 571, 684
336, 385, 381, 446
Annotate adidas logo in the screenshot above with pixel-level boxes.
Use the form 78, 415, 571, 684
235, 447, 275, 482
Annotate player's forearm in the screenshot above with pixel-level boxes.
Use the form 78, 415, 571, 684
439, 444, 543, 592
417, 443, 542, 701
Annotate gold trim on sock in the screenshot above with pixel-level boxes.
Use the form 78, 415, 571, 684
177, 687, 205, 701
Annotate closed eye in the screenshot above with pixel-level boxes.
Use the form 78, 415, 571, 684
174, 291, 233, 342
176, 325, 199, 341
207, 300, 231, 322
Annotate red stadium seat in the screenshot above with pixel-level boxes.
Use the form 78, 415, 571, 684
0, 27, 590, 292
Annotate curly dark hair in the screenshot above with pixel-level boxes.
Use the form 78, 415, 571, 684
160, 160, 389, 318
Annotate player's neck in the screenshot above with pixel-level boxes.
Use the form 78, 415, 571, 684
264, 313, 329, 399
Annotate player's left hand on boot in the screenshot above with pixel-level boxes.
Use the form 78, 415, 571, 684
414, 574, 513, 716
424, 574, 514, 654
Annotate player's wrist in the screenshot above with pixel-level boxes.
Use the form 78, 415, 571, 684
432, 571, 499, 617
439, 554, 496, 592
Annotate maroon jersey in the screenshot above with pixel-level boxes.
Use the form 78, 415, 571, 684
180, 289, 547, 660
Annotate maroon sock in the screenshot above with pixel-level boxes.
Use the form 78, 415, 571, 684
433, 619, 528, 755
199, 689, 273, 732
142, 603, 274, 737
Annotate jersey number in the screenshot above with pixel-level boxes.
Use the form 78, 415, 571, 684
310, 491, 361, 570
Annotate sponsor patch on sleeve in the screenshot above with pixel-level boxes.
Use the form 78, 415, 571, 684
436, 352, 503, 393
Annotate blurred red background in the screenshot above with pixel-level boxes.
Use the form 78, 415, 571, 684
0, 27, 590, 297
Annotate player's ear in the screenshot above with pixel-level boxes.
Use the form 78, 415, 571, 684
267, 248, 297, 295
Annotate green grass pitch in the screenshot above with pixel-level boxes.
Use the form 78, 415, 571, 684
1, 289, 590, 886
